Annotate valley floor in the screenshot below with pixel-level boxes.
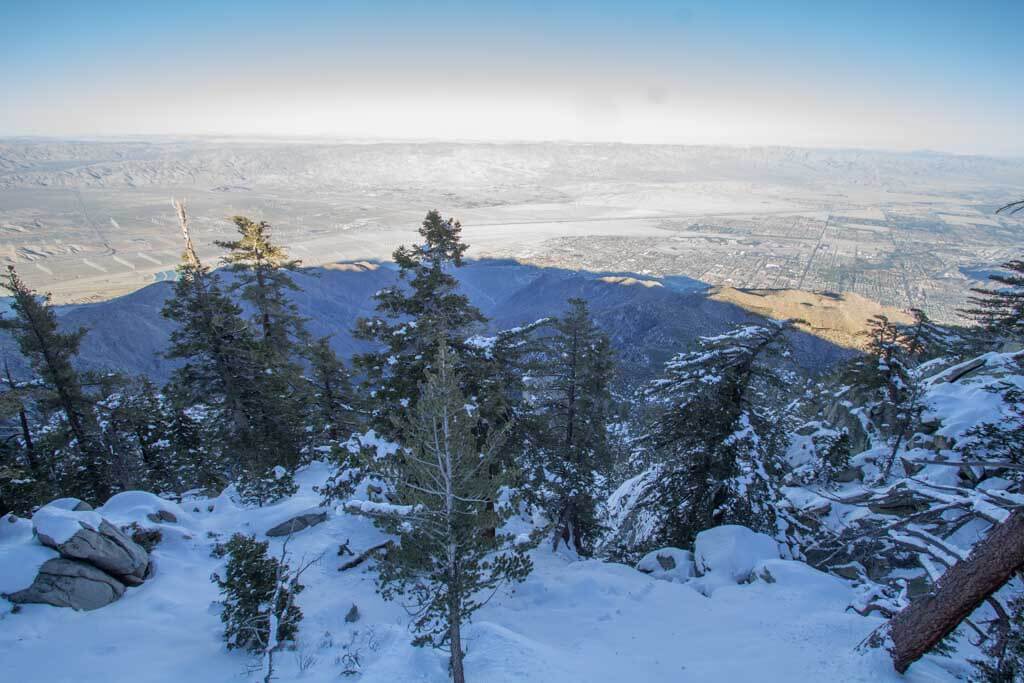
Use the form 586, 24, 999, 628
1, 463, 965, 682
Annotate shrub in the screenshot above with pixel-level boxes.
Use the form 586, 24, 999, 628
211, 533, 304, 653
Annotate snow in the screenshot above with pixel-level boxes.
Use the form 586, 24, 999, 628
343, 500, 419, 516
636, 547, 695, 583
45, 497, 89, 511
0, 514, 59, 595
99, 491, 188, 528
32, 505, 104, 545
694, 525, 781, 586
0, 464, 962, 681
923, 351, 1024, 441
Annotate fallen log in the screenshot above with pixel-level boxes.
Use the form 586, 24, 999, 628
338, 540, 394, 571
887, 509, 1024, 673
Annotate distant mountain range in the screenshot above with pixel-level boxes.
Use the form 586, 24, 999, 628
1, 259, 885, 385
3, 140, 1023, 193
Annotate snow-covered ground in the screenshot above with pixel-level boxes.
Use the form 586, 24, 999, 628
1, 462, 963, 682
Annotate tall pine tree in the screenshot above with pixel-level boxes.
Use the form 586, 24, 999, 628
844, 314, 926, 480
1, 266, 109, 503
644, 321, 795, 547
215, 216, 306, 354
354, 210, 486, 430
161, 201, 295, 504
369, 344, 531, 683
215, 214, 310, 490
528, 298, 614, 555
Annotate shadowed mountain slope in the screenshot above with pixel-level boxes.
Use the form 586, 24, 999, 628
2, 259, 858, 384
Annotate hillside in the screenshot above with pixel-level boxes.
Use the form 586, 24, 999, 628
708, 287, 915, 351
1, 260, 856, 384
0, 460, 958, 682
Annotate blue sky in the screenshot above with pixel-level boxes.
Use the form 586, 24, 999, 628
2, 1, 1021, 154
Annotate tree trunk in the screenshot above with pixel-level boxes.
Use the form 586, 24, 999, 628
4, 363, 37, 471
551, 500, 576, 553
449, 602, 465, 683
888, 509, 1024, 673
18, 404, 36, 471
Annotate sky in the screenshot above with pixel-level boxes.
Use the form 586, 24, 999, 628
2, 1, 1022, 155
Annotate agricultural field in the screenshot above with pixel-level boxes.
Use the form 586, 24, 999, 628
2, 140, 1022, 323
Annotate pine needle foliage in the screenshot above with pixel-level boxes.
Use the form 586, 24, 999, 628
211, 534, 304, 654
370, 344, 532, 683
354, 210, 486, 431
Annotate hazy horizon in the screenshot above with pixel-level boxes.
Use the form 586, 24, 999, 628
3, 1, 1022, 156
4, 134, 1024, 162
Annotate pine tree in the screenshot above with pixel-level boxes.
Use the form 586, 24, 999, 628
215, 214, 311, 472
0, 360, 50, 515
354, 210, 486, 429
370, 344, 531, 683
459, 318, 552, 533
305, 336, 359, 443
216, 216, 307, 355
161, 201, 295, 504
165, 399, 224, 494
94, 376, 179, 494
962, 259, 1024, 343
529, 298, 614, 555
846, 314, 926, 480
644, 321, 795, 548
211, 534, 305, 655
0, 266, 109, 503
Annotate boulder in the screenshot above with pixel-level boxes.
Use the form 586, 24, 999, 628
147, 510, 178, 524
45, 498, 94, 512
832, 466, 863, 483
831, 563, 864, 581
823, 400, 871, 455
100, 491, 185, 529
33, 507, 149, 585
636, 547, 695, 583
266, 510, 328, 537
694, 525, 780, 583
7, 558, 125, 611
345, 603, 360, 623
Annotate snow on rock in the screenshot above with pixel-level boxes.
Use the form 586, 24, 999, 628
694, 525, 781, 585
924, 351, 1024, 442
100, 490, 186, 527
636, 547, 695, 583
44, 497, 94, 512
32, 505, 104, 545
0, 467, 964, 681
32, 505, 149, 586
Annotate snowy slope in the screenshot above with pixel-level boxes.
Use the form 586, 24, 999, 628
0, 462, 962, 682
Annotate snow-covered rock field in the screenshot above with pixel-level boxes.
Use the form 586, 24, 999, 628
0, 462, 964, 682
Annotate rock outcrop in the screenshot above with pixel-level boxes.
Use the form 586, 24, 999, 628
34, 514, 150, 586
3, 500, 151, 611
636, 547, 695, 583
266, 509, 328, 537
7, 558, 126, 610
